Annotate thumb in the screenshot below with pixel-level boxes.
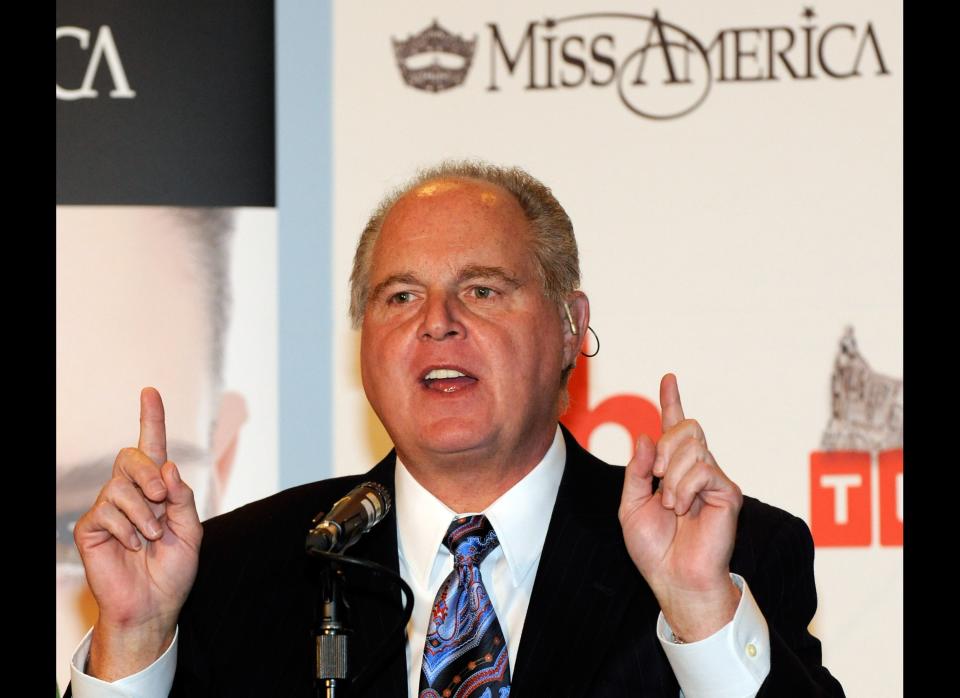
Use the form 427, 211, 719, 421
621, 433, 657, 513
160, 461, 202, 539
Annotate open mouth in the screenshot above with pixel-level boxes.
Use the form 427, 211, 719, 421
422, 367, 478, 393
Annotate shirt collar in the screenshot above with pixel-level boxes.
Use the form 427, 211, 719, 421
395, 426, 567, 589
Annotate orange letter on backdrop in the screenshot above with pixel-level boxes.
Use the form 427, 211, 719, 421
810, 451, 872, 547
878, 448, 903, 547
562, 357, 662, 457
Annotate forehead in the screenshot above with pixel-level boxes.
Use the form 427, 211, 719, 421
372, 178, 533, 272
56, 207, 215, 470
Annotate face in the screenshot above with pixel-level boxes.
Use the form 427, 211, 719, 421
57, 207, 219, 555
360, 179, 582, 472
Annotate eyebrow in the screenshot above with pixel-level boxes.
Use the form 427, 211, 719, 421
457, 265, 523, 288
369, 273, 419, 303
369, 266, 523, 302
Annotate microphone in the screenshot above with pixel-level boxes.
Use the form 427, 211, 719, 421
306, 481, 392, 554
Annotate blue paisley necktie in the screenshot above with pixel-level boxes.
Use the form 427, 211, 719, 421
419, 515, 511, 698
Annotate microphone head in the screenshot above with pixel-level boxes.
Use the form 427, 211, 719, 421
306, 481, 392, 555
358, 481, 392, 528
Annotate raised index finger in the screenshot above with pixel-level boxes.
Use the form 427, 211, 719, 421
659, 373, 686, 431
138, 387, 168, 466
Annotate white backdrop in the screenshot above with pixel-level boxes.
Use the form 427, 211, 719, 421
330, 1, 902, 695
219, 208, 279, 513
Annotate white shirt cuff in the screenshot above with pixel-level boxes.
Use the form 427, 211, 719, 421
657, 574, 770, 698
69, 626, 178, 698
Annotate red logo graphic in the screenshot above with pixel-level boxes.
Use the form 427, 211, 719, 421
561, 357, 661, 458
810, 448, 902, 547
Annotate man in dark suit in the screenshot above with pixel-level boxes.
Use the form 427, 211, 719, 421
70, 161, 844, 697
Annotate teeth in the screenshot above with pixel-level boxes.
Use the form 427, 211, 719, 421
425, 369, 467, 380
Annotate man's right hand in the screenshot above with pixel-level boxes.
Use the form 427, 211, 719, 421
73, 387, 203, 681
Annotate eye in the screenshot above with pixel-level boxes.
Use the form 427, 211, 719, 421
388, 291, 414, 304
470, 286, 496, 300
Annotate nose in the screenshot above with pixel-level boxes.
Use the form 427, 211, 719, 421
419, 293, 465, 341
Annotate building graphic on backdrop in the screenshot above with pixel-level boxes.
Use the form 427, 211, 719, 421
810, 327, 902, 548
821, 327, 902, 452
392, 20, 477, 92
392, 8, 890, 120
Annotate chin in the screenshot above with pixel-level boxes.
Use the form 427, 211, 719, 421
408, 417, 497, 457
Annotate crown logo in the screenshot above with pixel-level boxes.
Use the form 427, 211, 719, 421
392, 20, 477, 92
820, 326, 902, 452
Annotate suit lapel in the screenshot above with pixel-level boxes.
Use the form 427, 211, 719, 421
510, 428, 671, 697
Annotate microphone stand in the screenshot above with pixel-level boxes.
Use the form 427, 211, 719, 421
314, 555, 350, 698
307, 550, 414, 698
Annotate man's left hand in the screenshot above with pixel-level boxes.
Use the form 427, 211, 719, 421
618, 373, 743, 642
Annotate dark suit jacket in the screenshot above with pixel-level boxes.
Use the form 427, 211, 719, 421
163, 426, 843, 697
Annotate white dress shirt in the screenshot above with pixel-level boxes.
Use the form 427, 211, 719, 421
394, 426, 568, 697
71, 426, 770, 697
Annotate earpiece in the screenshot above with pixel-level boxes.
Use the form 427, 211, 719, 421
563, 302, 578, 335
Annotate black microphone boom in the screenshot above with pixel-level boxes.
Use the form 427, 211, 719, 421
305, 481, 392, 554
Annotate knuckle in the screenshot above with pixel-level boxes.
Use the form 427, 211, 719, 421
105, 474, 131, 496
72, 511, 90, 540
686, 418, 704, 439
114, 447, 141, 476
117, 446, 138, 462
91, 499, 114, 519
683, 435, 701, 451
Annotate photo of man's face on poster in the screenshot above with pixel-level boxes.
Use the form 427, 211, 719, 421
56, 205, 278, 689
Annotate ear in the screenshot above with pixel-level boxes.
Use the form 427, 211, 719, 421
561, 291, 590, 368
209, 391, 249, 513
